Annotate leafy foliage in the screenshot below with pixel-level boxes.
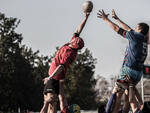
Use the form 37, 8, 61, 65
65, 49, 98, 110
0, 12, 99, 112
0, 12, 49, 112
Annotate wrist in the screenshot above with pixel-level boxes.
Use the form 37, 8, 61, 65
85, 14, 90, 18
85, 16, 88, 20
104, 18, 109, 22
48, 76, 52, 79
114, 17, 119, 20
116, 18, 121, 21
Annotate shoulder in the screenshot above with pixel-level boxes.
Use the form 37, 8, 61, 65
125, 29, 137, 40
126, 29, 134, 35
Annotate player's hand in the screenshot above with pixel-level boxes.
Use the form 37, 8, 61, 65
97, 9, 109, 21
112, 87, 118, 94
43, 77, 49, 84
112, 9, 119, 20
85, 12, 90, 18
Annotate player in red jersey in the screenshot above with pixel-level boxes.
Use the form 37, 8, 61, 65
40, 12, 90, 113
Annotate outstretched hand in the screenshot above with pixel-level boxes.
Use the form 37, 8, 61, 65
112, 9, 119, 19
112, 86, 118, 94
97, 10, 109, 20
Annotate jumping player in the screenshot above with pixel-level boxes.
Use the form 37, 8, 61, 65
97, 9, 149, 113
40, 12, 90, 113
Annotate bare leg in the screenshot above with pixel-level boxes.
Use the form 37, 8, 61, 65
40, 95, 50, 113
59, 80, 69, 112
122, 88, 142, 113
134, 88, 144, 110
122, 90, 130, 113
112, 91, 123, 113
129, 85, 139, 113
40, 102, 49, 113
40, 93, 58, 113
47, 100, 57, 113
59, 80, 68, 110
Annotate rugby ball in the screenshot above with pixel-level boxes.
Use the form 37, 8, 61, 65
82, 1, 93, 13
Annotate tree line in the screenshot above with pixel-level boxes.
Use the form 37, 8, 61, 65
0, 12, 112, 112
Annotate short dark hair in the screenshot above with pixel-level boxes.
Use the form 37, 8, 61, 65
138, 23, 149, 35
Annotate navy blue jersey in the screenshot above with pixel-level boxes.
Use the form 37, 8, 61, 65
105, 93, 122, 113
118, 28, 148, 71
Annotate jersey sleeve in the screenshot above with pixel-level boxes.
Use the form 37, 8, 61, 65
117, 28, 127, 38
105, 93, 116, 113
118, 28, 135, 41
125, 29, 136, 41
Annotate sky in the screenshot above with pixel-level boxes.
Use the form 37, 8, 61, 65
0, 0, 150, 80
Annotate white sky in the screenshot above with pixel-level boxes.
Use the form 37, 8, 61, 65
0, 0, 150, 79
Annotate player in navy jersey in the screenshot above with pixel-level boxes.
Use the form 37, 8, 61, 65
97, 9, 149, 113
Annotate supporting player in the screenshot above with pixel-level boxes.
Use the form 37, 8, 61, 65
105, 84, 144, 113
40, 12, 91, 113
97, 9, 149, 113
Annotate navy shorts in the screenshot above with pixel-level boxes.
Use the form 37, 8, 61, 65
118, 66, 143, 83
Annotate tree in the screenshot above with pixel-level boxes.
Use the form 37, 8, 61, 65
20, 46, 51, 111
95, 76, 110, 104
0, 12, 26, 111
0, 11, 99, 112
0, 12, 48, 112
64, 49, 98, 110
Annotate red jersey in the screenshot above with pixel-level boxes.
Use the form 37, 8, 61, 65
49, 34, 78, 80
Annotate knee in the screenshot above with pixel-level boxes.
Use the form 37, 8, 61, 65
44, 95, 57, 104
129, 96, 135, 103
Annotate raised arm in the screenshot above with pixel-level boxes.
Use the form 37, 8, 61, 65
76, 12, 90, 35
112, 9, 131, 31
97, 9, 120, 32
